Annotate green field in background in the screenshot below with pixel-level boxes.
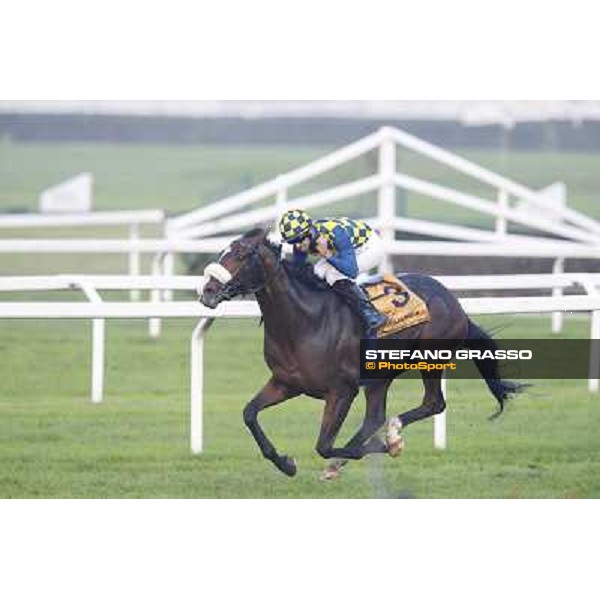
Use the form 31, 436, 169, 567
0, 315, 598, 498
1, 140, 599, 276
1, 140, 600, 227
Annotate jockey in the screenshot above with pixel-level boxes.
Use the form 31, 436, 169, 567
279, 208, 387, 338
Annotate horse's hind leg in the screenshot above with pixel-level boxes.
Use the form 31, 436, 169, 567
386, 372, 446, 453
243, 378, 299, 477
337, 380, 393, 454
322, 380, 392, 480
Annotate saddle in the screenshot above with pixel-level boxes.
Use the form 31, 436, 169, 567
361, 274, 430, 337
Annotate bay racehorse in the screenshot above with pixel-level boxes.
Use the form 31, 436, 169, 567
200, 228, 525, 479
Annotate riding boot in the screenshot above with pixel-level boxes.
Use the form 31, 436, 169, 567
332, 279, 387, 338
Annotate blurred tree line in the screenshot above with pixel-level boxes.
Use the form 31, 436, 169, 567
1, 113, 600, 151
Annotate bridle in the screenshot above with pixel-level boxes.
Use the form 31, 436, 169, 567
204, 241, 280, 303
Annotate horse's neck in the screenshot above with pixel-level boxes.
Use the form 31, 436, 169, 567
255, 266, 326, 337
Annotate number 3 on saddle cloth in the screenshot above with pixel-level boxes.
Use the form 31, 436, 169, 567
361, 274, 430, 338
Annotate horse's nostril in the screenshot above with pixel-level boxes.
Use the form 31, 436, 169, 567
201, 292, 218, 309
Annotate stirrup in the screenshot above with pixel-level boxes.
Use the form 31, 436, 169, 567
363, 312, 386, 338
363, 321, 383, 339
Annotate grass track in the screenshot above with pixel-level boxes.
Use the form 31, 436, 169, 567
1, 316, 598, 498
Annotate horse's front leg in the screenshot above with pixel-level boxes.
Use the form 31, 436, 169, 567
315, 386, 358, 460
243, 378, 299, 477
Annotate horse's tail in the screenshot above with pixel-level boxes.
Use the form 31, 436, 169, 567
464, 319, 529, 419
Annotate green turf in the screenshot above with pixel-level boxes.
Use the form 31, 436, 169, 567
1, 141, 600, 497
0, 315, 598, 498
2, 140, 600, 226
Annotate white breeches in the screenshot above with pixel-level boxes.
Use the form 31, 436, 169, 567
313, 233, 385, 286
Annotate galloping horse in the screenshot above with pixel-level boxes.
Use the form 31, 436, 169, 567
200, 228, 524, 478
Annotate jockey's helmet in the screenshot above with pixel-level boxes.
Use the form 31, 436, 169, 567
279, 209, 314, 243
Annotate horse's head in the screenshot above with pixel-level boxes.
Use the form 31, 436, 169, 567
199, 228, 280, 308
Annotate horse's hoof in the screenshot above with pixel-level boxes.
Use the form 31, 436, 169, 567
320, 459, 348, 482
386, 417, 405, 457
387, 435, 405, 457
278, 456, 297, 477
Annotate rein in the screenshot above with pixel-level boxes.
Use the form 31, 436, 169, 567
205, 242, 282, 302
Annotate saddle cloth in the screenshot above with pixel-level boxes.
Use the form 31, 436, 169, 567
362, 274, 430, 338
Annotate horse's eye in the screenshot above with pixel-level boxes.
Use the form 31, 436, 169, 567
238, 243, 254, 257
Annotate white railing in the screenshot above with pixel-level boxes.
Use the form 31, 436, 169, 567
391, 172, 596, 244
0, 209, 166, 300
0, 210, 165, 228
166, 126, 600, 262
0, 237, 235, 253
172, 175, 383, 240
5, 128, 600, 309
0, 236, 236, 305
5, 292, 600, 318
3, 273, 600, 454
0, 226, 596, 335
0, 274, 201, 291
3, 236, 600, 260
386, 240, 600, 258
166, 130, 385, 232
170, 171, 596, 245
387, 127, 600, 236
4, 229, 600, 324
0, 273, 210, 340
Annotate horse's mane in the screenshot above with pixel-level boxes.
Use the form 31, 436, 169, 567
243, 227, 269, 240
244, 227, 330, 292
282, 260, 330, 291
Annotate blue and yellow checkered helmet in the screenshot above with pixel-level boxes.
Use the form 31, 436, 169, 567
279, 209, 313, 243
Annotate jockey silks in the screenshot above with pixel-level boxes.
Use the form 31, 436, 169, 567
294, 217, 374, 278
313, 217, 373, 251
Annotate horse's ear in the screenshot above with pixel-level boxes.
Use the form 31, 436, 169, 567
242, 227, 266, 240
263, 229, 283, 260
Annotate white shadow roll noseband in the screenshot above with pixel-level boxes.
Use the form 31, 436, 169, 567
203, 262, 233, 285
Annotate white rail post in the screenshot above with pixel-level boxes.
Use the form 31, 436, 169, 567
434, 371, 447, 450
378, 127, 396, 273
128, 223, 140, 301
149, 253, 163, 338
578, 279, 600, 392
552, 257, 565, 334
581, 279, 600, 393
496, 189, 508, 237
162, 253, 175, 301
77, 282, 105, 404
190, 317, 215, 454
163, 221, 175, 301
